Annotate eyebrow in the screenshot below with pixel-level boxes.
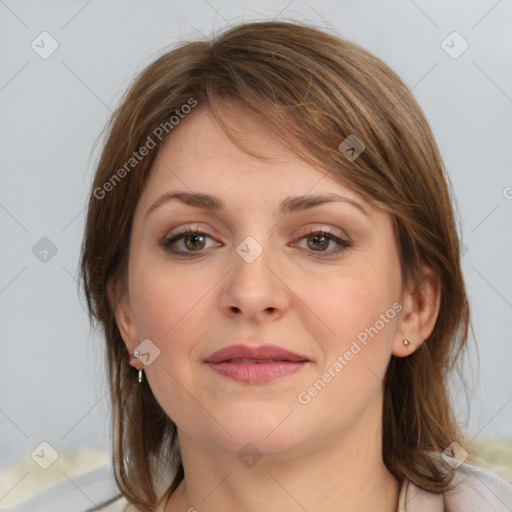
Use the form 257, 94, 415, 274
144, 191, 369, 220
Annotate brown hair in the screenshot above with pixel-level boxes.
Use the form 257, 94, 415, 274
80, 20, 470, 511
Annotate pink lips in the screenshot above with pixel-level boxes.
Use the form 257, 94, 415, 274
204, 344, 309, 384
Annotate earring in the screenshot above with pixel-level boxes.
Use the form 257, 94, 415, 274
403, 339, 410, 346
131, 351, 143, 383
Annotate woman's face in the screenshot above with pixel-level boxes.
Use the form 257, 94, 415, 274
115, 104, 413, 458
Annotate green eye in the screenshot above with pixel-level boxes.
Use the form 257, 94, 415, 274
161, 228, 351, 259
296, 229, 351, 257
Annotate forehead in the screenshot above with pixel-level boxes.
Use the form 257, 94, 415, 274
140, 106, 366, 210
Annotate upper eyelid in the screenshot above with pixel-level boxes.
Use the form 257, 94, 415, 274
163, 224, 349, 240
162, 227, 350, 251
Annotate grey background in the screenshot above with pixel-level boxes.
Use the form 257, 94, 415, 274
1, 0, 511, 487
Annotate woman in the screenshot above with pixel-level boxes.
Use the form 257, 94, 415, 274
77, 20, 512, 511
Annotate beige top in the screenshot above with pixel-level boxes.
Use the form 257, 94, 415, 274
396, 459, 512, 511
6, 459, 512, 511
102, 460, 512, 511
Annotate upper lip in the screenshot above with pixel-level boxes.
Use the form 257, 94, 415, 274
204, 344, 309, 363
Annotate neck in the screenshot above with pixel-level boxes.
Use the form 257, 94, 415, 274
164, 406, 399, 512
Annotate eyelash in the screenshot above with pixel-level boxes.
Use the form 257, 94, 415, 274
160, 226, 352, 259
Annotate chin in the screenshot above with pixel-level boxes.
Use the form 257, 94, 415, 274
204, 403, 315, 455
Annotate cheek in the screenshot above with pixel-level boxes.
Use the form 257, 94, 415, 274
129, 259, 212, 340
295, 274, 400, 427
296, 256, 401, 402
304, 262, 400, 346
128, 265, 217, 428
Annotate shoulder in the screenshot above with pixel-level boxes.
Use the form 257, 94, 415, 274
446, 460, 512, 510
401, 458, 512, 511
3, 463, 128, 512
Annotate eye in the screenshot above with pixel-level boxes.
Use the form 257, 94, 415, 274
161, 227, 219, 257
293, 229, 351, 257
160, 226, 351, 258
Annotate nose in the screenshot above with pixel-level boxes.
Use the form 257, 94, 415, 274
219, 236, 290, 324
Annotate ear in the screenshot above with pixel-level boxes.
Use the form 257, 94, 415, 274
107, 279, 143, 370
392, 266, 441, 357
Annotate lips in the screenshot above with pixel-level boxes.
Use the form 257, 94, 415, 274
204, 344, 308, 364
204, 344, 309, 384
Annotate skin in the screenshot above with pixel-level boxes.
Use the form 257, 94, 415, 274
111, 103, 441, 512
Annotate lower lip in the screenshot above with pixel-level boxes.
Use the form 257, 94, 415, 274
205, 361, 307, 383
